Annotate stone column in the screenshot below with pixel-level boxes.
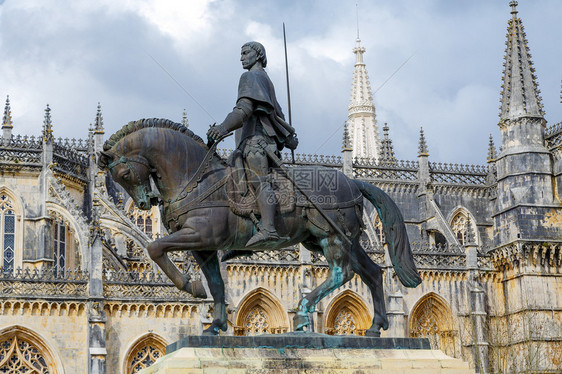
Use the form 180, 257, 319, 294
88, 206, 107, 373
465, 223, 489, 373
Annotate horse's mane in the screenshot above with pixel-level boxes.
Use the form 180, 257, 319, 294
103, 118, 208, 151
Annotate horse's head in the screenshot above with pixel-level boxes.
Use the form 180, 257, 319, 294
98, 150, 156, 210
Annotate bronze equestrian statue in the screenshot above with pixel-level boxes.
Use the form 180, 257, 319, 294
98, 43, 421, 337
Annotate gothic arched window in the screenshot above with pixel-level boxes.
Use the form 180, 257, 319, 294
126, 199, 161, 239
53, 218, 66, 276
234, 288, 288, 336
0, 194, 15, 273
410, 293, 457, 358
124, 333, 167, 374
0, 326, 61, 374
324, 291, 371, 336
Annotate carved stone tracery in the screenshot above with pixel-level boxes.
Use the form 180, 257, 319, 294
124, 333, 167, 374
0, 336, 50, 373
324, 291, 370, 336
410, 293, 457, 358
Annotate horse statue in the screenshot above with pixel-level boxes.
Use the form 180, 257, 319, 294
98, 118, 422, 336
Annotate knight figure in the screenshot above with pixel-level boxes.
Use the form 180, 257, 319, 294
207, 41, 298, 247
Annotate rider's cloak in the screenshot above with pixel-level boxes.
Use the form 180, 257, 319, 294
236, 69, 295, 149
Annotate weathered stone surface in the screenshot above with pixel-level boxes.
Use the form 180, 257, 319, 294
141, 347, 474, 374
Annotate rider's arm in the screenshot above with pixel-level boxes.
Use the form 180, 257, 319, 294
221, 98, 254, 132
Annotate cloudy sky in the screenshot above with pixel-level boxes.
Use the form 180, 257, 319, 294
0, 0, 560, 165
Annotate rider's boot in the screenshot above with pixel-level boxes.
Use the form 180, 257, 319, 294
246, 184, 287, 247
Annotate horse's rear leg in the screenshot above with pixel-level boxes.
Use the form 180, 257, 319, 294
350, 238, 388, 336
192, 251, 228, 335
147, 230, 207, 298
294, 236, 354, 331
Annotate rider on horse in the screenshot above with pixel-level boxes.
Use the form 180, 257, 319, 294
207, 41, 298, 247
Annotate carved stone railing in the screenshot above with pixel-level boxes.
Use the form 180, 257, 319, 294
282, 152, 342, 167
545, 122, 562, 149
410, 243, 466, 269
0, 135, 42, 166
54, 137, 89, 154
217, 149, 342, 169
310, 248, 386, 266
477, 247, 493, 270
429, 162, 487, 185
53, 143, 89, 181
0, 267, 89, 298
225, 246, 300, 264
102, 270, 196, 301
353, 159, 419, 181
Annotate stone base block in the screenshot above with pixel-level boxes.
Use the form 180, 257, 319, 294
141, 347, 474, 373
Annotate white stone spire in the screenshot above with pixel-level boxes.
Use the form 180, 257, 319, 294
346, 38, 380, 161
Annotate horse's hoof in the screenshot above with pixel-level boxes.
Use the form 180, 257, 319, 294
202, 327, 220, 336
364, 329, 381, 337
293, 314, 310, 331
202, 320, 227, 335
189, 280, 208, 299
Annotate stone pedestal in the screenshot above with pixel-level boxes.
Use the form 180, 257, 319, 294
140, 334, 474, 373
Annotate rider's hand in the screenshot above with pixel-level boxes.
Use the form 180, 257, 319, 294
207, 124, 227, 141
285, 134, 299, 150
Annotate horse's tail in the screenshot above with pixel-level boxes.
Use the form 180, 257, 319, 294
353, 180, 422, 288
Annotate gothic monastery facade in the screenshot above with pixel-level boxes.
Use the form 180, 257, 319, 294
0, 3, 560, 373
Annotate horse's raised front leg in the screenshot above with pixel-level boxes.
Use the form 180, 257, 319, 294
294, 235, 354, 331
146, 228, 207, 298
192, 251, 228, 335
350, 238, 388, 337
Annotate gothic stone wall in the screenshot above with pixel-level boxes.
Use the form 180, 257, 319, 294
103, 302, 200, 374
0, 300, 88, 373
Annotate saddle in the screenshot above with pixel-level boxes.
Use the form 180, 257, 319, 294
225, 151, 363, 220
225, 162, 296, 217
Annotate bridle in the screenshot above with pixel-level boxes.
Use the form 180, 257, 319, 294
107, 155, 153, 182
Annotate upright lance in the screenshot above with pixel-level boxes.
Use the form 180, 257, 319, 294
283, 23, 295, 164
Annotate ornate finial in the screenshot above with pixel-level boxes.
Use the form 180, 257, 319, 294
94, 102, 104, 134
353, 38, 366, 65
182, 109, 189, 128
380, 122, 396, 162
342, 123, 352, 151
509, 1, 518, 18
383, 122, 389, 136
2, 95, 13, 129
465, 216, 477, 246
418, 127, 428, 156
487, 134, 497, 162
42, 104, 53, 142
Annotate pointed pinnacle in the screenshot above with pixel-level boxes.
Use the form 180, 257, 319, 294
380, 122, 396, 161
418, 127, 428, 156
182, 109, 189, 127
487, 134, 497, 162
499, 1, 544, 120
2, 95, 13, 129
465, 216, 477, 246
42, 104, 53, 142
342, 123, 352, 151
94, 102, 104, 134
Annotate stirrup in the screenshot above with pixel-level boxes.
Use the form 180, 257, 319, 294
245, 229, 286, 247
